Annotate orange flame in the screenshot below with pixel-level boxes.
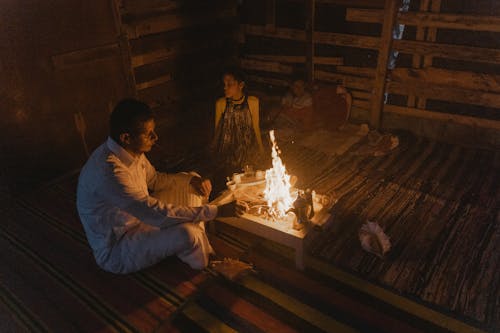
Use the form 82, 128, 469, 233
263, 130, 295, 219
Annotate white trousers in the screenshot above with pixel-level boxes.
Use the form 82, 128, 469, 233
109, 184, 214, 273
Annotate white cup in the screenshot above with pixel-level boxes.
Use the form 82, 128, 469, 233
232, 173, 241, 183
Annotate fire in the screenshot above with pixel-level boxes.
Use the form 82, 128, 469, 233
263, 130, 295, 219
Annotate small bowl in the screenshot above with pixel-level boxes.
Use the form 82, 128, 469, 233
226, 180, 237, 191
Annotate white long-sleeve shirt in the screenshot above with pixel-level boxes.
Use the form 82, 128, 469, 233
76, 137, 218, 266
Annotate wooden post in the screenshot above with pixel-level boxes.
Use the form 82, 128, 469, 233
407, 0, 430, 107
110, 0, 137, 97
417, 0, 441, 109
370, 0, 400, 129
306, 0, 315, 84
265, 0, 276, 32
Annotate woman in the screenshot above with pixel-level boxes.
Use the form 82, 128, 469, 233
212, 68, 264, 172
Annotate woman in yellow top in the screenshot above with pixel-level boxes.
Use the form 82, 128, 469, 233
212, 68, 264, 172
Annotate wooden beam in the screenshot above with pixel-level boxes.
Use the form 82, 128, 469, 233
387, 81, 500, 109
315, 70, 374, 91
408, 0, 429, 107
265, 0, 276, 32
127, 7, 237, 39
353, 99, 371, 110
347, 8, 500, 32
243, 24, 306, 41
384, 104, 500, 131
335, 66, 375, 77
317, 0, 385, 7
51, 43, 120, 70
391, 68, 500, 94
246, 54, 343, 65
370, 0, 400, 128
394, 39, 500, 64
314, 31, 380, 49
121, 0, 181, 15
351, 90, 373, 100
418, 0, 441, 109
131, 36, 230, 68
244, 24, 500, 64
306, 0, 316, 83
247, 75, 289, 87
240, 58, 294, 74
136, 74, 172, 91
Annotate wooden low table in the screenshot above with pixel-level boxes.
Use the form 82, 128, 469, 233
210, 189, 332, 270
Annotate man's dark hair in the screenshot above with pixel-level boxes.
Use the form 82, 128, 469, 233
109, 99, 154, 142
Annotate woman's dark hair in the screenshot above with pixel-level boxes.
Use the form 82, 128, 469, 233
222, 67, 246, 83
109, 99, 154, 142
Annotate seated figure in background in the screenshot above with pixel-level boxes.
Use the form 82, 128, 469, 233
312, 84, 352, 131
279, 78, 314, 130
77, 98, 244, 274
273, 79, 352, 132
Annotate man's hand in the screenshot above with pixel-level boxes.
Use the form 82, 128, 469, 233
217, 200, 248, 218
190, 176, 212, 198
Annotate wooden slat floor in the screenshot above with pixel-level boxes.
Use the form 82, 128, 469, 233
0, 129, 497, 332
157, 129, 499, 332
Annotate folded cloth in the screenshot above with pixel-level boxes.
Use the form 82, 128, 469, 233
209, 258, 255, 281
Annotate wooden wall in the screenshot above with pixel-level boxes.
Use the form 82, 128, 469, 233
0, 0, 129, 191
118, 0, 239, 137
239, 0, 500, 148
0, 0, 240, 192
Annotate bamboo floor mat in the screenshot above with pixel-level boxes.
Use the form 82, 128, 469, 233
0, 130, 497, 332
155, 129, 499, 331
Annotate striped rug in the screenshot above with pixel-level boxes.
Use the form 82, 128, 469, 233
0, 131, 496, 332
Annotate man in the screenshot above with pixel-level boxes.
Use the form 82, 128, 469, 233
77, 98, 243, 274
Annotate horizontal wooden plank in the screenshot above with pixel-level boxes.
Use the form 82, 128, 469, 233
52, 43, 120, 70
394, 39, 500, 64
243, 24, 306, 41
350, 106, 370, 121
240, 58, 294, 74
315, 70, 373, 91
352, 99, 371, 110
317, 0, 385, 7
247, 54, 307, 63
131, 35, 232, 68
387, 81, 500, 109
390, 68, 500, 93
336, 66, 375, 77
244, 24, 500, 64
244, 24, 379, 50
287, 0, 385, 6
347, 9, 500, 32
246, 54, 343, 65
247, 74, 289, 87
384, 104, 500, 130
351, 90, 373, 100
136, 74, 172, 91
127, 7, 237, 39
315, 56, 344, 65
314, 31, 380, 49
121, 0, 181, 15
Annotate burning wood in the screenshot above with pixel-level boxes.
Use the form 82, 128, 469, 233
263, 130, 296, 220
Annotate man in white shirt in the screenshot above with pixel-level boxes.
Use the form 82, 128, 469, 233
77, 99, 243, 274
